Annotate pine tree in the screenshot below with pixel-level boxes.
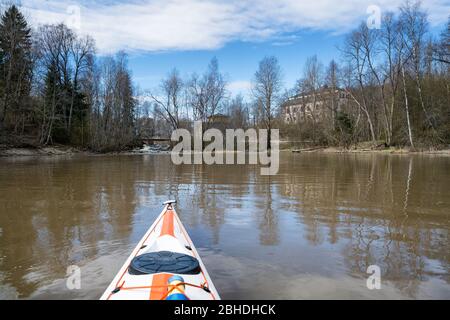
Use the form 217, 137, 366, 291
0, 5, 33, 129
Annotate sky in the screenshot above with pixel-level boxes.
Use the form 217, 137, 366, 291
11, 0, 450, 97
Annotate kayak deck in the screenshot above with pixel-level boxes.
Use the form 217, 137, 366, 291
100, 202, 219, 300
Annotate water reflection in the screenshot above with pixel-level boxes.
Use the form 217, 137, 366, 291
0, 153, 449, 299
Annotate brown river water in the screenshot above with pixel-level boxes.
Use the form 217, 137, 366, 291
0, 152, 449, 299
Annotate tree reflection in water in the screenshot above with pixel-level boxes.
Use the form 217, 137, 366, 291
0, 153, 448, 299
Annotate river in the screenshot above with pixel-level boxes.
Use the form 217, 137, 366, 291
0, 152, 449, 299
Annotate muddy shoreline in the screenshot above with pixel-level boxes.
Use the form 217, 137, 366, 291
1, 145, 449, 158
0, 145, 170, 157
0, 145, 84, 157
290, 146, 450, 155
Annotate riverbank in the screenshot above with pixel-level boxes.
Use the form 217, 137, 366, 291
0, 144, 171, 157
0, 145, 84, 157
1, 143, 450, 157
291, 146, 450, 155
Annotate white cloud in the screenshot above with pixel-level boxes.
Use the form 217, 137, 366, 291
227, 80, 252, 97
19, 0, 450, 54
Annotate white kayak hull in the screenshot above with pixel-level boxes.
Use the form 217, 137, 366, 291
100, 202, 220, 300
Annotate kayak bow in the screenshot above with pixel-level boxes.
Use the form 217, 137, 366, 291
100, 200, 220, 300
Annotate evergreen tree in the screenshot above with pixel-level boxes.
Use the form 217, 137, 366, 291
0, 5, 32, 129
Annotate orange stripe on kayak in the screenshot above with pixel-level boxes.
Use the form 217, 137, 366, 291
160, 210, 175, 237
173, 213, 216, 300
149, 274, 171, 300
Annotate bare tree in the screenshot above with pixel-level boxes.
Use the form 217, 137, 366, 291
35, 24, 67, 144
401, 60, 415, 148
57, 25, 74, 132
68, 35, 95, 131
433, 17, 449, 65
150, 68, 184, 131
359, 21, 395, 145
342, 24, 377, 145
325, 59, 340, 124
88, 52, 136, 150
399, 1, 441, 141
188, 57, 227, 130
252, 56, 283, 149
227, 94, 249, 129
380, 12, 406, 146
301, 55, 324, 143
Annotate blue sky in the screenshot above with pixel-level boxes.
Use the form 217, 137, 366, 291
16, 0, 450, 97
128, 30, 346, 96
